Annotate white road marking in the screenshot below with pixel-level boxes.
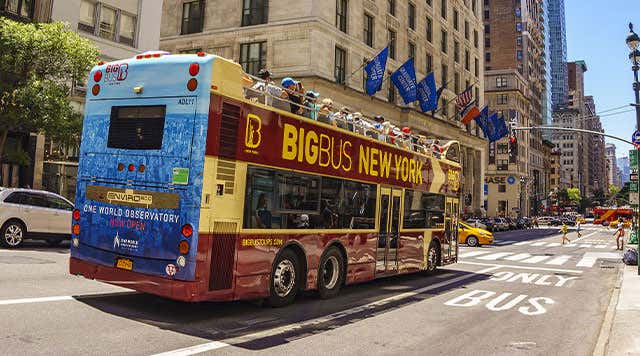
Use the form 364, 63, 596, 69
152, 265, 503, 356
580, 244, 592, 248
545, 255, 571, 266
503, 253, 532, 261
459, 250, 493, 258
522, 255, 551, 264
0, 296, 74, 305
546, 242, 561, 247
565, 244, 578, 247
531, 242, 547, 247
596, 245, 608, 249
477, 252, 514, 260
576, 252, 621, 268
495, 241, 513, 245
514, 241, 533, 246
458, 261, 583, 274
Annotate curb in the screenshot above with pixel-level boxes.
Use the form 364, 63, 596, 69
592, 266, 624, 356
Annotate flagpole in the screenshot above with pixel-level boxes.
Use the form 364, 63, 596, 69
431, 78, 480, 116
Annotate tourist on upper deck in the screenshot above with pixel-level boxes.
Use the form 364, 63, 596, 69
400, 127, 412, 149
318, 98, 335, 125
281, 77, 305, 115
303, 90, 320, 120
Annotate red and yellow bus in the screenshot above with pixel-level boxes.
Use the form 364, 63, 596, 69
593, 207, 633, 225
70, 53, 462, 306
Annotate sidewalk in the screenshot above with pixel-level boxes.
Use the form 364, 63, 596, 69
604, 263, 640, 355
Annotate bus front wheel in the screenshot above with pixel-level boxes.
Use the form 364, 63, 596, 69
267, 249, 300, 307
317, 246, 345, 299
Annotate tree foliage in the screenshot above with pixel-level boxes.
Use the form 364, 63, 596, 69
0, 18, 99, 163
567, 188, 582, 204
609, 184, 621, 197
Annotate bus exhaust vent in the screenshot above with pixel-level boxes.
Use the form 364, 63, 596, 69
218, 102, 240, 159
209, 221, 237, 291
216, 159, 236, 194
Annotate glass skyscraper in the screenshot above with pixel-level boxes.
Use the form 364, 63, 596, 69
548, 0, 568, 110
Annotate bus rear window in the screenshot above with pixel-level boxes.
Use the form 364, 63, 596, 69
107, 105, 166, 149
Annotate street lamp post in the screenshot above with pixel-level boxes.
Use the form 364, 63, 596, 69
626, 22, 640, 275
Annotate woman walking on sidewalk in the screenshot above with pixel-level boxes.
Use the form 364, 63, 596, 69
575, 218, 582, 238
561, 222, 571, 245
614, 219, 625, 250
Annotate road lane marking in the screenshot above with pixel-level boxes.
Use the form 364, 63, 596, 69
152, 265, 502, 356
458, 261, 583, 274
546, 255, 571, 265
459, 250, 493, 258
0, 296, 74, 305
495, 241, 513, 245
580, 244, 592, 248
477, 252, 514, 260
546, 242, 561, 247
503, 253, 532, 261
514, 241, 533, 246
576, 252, 621, 268
596, 245, 607, 249
531, 242, 547, 247
521, 255, 551, 264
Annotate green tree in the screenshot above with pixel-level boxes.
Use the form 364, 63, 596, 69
0, 18, 99, 162
567, 188, 582, 204
609, 184, 621, 197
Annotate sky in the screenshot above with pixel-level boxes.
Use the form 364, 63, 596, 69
565, 0, 640, 157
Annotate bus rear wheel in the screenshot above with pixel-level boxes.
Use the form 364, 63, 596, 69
267, 249, 300, 307
425, 242, 439, 274
317, 246, 345, 299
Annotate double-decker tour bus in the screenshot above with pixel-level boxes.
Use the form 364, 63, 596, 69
69, 52, 462, 306
593, 207, 633, 226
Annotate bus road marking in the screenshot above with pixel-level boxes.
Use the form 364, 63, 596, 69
151, 265, 502, 356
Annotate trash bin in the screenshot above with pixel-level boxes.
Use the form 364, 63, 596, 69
629, 232, 638, 244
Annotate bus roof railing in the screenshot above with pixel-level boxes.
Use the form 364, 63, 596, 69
241, 74, 460, 163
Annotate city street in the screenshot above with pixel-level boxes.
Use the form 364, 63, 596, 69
0, 226, 624, 356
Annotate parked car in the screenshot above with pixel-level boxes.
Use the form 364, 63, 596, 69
0, 188, 73, 248
515, 218, 527, 229
493, 218, 510, 231
479, 218, 496, 232
522, 217, 533, 228
465, 218, 487, 230
458, 222, 493, 247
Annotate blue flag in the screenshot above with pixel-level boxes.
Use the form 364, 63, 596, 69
475, 106, 490, 137
391, 58, 418, 104
485, 113, 500, 142
364, 47, 389, 95
494, 115, 509, 141
417, 72, 437, 112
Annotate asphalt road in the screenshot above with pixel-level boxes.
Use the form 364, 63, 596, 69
0, 226, 624, 356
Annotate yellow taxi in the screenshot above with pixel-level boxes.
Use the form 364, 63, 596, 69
608, 219, 632, 228
458, 222, 493, 247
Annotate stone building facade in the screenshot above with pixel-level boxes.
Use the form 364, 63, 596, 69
160, 0, 489, 214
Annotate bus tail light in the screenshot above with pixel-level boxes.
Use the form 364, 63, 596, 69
117, 163, 124, 171
197, 51, 205, 57
72, 209, 80, 221
181, 224, 193, 238
72, 224, 80, 235
187, 78, 198, 91
93, 71, 102, 82
138, 164, 145, 173
189, 63, 200, 76
91, 84, 100, 96
179, 240, 190, 254
128, 164, 135, 172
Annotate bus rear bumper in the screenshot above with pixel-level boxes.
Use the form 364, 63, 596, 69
69, 257, 234, 302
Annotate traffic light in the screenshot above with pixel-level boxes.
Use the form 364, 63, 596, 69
508, 120, 517, 144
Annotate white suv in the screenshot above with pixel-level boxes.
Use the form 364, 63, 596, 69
0, 188, 74, 248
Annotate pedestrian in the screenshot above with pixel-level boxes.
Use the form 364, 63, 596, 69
561, 222, 570, 245
614, 219, 625, 250
575, 218, 582, 238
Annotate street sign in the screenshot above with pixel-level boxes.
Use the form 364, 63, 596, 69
631, 182, 639, 192
631, 192, 639, 205
633, 131, 640, 145
632, 173, 639, 182
631, 150, 639, 170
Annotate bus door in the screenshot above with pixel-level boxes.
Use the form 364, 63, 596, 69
443, 197, 460, 261
376, 187, 402, 274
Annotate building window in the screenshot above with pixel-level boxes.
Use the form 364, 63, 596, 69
388, 0, 395, 16
335, 46, 346, 84
408, 41, 416, 59
441, 30, 447, 53
515, 7, 521, 17
454, 40, 459, 62
484, 9, 489, 19
119, 12, 136, 46
388, 75, 396, 103
496, 76, 507, 87
78, 0, 96, 34
498, 184, 506, 193
464, 20, 469, 39
408, 2, 416, 30
484, 24, 490, 34
453, 9, 459, 30
517, 50, 523, 61
182, 0, 204, 34
497, 143, 509, 154
441, 0, 447, 19
426, 53, 433, 73
427, 0, 432, 6
497, 160, 509, 171
239, 41, 266, 76
441, 97, 448, 116
426, 16, 433, 42
474, 58, 479, 76
475, 87, 479, 104
472, 0, 477, 15
242, 0, 268, 27
516, 22, 522, 32
497, 94, 508, 105
485, 37, 490, 48
335, 0, 347, 33
465, 49, 470, 70
388, 29, 396, 59
363, 13, 374, 47
441, 64, 448, 88
454, 72, 460, 93
516, 36, 522, 47
1, 0, 34, 19
473, 30, 478, 48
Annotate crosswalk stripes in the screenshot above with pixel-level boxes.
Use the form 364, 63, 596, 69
495, 241, 512, 245
546, 255, 571, 265
491, 240, 614, 248
476, 252, 514, 260
531, 242, 547, 247
521, 255, 550, 264
503, 253, 531, 261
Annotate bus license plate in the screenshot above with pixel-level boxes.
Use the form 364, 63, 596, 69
115, 258, 133, 271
